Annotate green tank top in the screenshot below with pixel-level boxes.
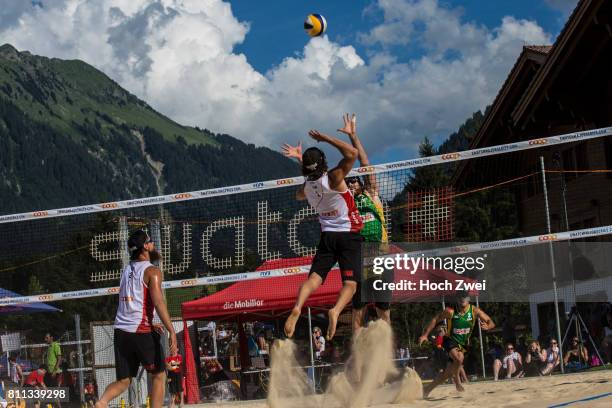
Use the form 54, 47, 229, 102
447, 305, 476, 347
354, 192, 387, 242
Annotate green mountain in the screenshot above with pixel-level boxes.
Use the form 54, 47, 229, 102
0, 44, 298, 214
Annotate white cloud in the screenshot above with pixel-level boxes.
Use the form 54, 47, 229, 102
0, 0, 552, 160
545, 0, 578, 14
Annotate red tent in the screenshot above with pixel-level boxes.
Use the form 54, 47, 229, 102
181, 257, 340, 321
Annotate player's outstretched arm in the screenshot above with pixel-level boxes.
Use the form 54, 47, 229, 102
338, 113, 378, 194
308, 129, 357, 190
475, 307, 495, 330
146, 266, 178, 355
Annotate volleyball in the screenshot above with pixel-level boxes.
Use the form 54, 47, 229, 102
304, 14, 327, 37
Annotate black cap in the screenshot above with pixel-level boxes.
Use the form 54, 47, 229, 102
128, 230, 150, 253
302, 147, 326, 177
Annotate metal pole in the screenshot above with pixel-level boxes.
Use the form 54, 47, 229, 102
307, 307, 316, 392
475, 297, 486, 379
540, 156, 565, 373
75, 314, 85, 404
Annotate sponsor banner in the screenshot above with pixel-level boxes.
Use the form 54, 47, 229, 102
0, 127, 610, 224
1, 225, 611, 307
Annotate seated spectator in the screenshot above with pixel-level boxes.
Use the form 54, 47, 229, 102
524, 340, 547, 376
564, 336, 589, 372
493, 343, 523, 380
541, 338, 560, 375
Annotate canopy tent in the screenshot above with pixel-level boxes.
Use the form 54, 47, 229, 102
180, 256, 479, 403
0, 287, 61, 314
182, 256, 474, 321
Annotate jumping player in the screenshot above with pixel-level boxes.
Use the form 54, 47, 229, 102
337, 113, 392, 331
418, 290, 494, 397
95, 230, 178, 408
282, 129, 363, 340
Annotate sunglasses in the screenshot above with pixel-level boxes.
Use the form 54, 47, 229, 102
507, 347, 514, 351
551, 342, 557, 344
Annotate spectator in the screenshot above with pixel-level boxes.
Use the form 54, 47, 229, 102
524, 340, 547, 376
312, 327, 326, 360
24, 365, 47, 388
541, 339, 560, 375
44, 333, 62, 386
24, 364, 47, 408
256, 331, 269, 356
165, 354, 184, 408
84, 380, 96, 408
8, 356, 23, 386
493, 343, 523, 380
564, 336, 589, 372
217, 325, 228, 340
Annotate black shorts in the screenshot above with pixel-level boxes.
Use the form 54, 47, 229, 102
443, 337, 468, 356
310, 232, 362, 283
352, 268, 393, 310
167, 371, 183, 394
114, 329, 165, 380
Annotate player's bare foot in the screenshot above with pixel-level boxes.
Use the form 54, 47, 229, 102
455, 382, 465, 392
284, 307, 300, 337
327, 308, 340, 340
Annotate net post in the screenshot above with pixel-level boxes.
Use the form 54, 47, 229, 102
539, 156, 565, 374
75, 314, 85, 404
475, 296, 486, 379
307, 307, 316, 392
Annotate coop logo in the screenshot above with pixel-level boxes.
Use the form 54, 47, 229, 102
252, 182, 265, 189
223, 299, 264, 310
529, 139, 548, 145
276, 179, 294, 186
283, 267, 302, 275
259, 271, 271, 277
37, 295, 54, 301
174, 193, 193, 200
32, 211, 49, 217
107, 287, 120, 294
356, 166, 374, 174
101, 203, 119, 209
538, 234, 558, 241
441, 153, 461, 160
180, 279, 198, 286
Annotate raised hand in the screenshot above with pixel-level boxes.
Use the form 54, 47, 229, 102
282, 141, 302, 160
337, 113, 356, 136
308, 129, 328, 143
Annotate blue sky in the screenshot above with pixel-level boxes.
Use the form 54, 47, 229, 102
0, 0, 577, 164
232, 0, 570, 74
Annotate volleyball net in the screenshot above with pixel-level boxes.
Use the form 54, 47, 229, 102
1, 126, 611, 404
0, 127, 609, 312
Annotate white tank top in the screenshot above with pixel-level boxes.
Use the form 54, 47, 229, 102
114, 261, 158, 333
10, 361, 20, 384
304, 173, 363, 233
